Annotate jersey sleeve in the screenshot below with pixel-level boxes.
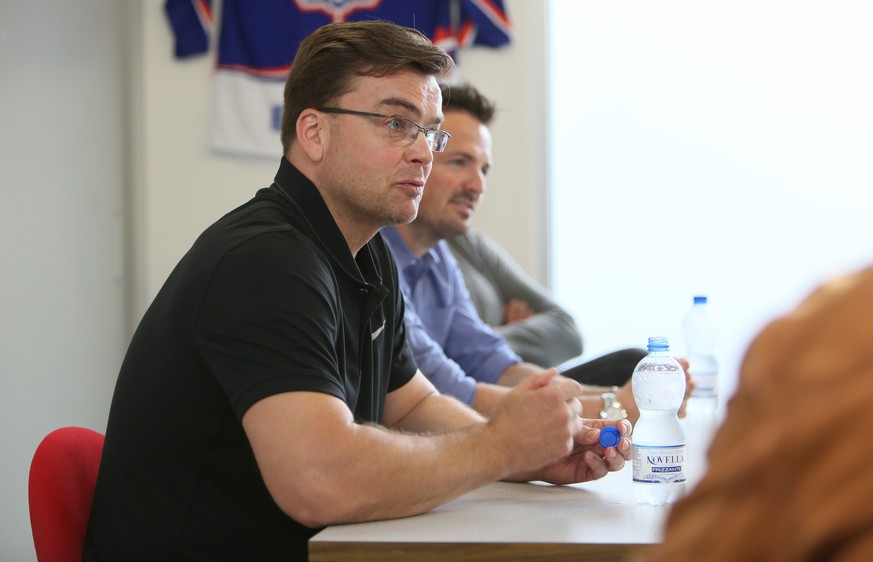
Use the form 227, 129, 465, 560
457, 0, 512, 48
164, 0, 214, 58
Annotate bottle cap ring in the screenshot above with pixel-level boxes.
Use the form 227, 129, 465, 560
598, 426, 622, 448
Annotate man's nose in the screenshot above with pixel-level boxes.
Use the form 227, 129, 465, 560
464, 170, 486, 197
406, 133, 434, 166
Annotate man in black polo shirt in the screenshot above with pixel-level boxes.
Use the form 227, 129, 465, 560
84, 21, 632, 561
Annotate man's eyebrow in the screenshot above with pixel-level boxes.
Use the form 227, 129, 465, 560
377, 97, 444, 126
450, 151, 492, 171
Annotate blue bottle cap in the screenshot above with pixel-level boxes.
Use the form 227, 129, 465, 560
693, 295, 708, 304
598, 426, 621, 448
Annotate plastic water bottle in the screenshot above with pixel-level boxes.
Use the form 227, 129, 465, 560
632, 336, 687, 505
682, 295, 719, 399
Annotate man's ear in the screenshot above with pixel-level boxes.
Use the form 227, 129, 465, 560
295, 109, 326, 162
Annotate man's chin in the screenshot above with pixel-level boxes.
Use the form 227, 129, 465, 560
391, 207, 419, 226
441, 222, 470, 240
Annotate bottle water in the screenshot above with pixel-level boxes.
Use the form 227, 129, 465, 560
632, 336, 687, 505
682, 295, 719, 399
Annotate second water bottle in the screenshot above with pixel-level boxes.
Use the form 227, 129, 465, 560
682, 295, 719, 399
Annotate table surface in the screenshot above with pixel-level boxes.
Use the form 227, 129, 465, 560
309, 400, 722, 562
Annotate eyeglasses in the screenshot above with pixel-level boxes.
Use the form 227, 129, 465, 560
316, 107, 451, 152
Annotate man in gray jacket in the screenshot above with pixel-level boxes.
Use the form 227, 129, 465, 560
448, 229, 646, 387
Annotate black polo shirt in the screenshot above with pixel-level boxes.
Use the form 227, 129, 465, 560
84, 158, 418, 561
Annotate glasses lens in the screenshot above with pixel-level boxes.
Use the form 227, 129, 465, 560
383, 117, 417, 142
402, 119, 420, 143
427, 130, 449, 152
383, 115, 448, 152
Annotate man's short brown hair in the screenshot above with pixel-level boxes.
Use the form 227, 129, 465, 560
439, 83, 497, 126
280, 21, 454, 152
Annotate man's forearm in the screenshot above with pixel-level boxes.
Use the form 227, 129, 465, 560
246, 371, 601, 529
245, 391, 507, 528
332, 420, 508, 523
497, 365, 607, 420
496, 362, 546, 386
389, 389, 487, 434
472, 382, 511, 417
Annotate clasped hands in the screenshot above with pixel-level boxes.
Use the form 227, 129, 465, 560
489, 369, 632, 486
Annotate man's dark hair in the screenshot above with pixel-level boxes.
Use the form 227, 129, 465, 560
280, 21, 454, 152
439, 83, 497, 126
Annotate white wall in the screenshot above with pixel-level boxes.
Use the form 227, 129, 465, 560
133, 0, 547, 318
452, 1, 549, 283
549, 0, 873, 403
0, 2, 127, 559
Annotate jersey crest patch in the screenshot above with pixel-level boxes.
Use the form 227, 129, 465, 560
294, 0, 382, 22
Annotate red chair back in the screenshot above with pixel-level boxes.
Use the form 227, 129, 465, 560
28, 427, 105, 562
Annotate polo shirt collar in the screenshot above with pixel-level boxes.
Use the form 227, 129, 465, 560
271, 157, 372, 286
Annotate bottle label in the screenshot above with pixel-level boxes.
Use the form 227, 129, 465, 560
691, 374, 718, 398
633, 444, 687, 484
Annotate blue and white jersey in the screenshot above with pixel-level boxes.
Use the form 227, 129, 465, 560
164, 0, 511, 158
457, 0, 512, 48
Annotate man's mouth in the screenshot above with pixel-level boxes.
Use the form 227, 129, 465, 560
395, 179, 425, 197
450, 197, 476, 216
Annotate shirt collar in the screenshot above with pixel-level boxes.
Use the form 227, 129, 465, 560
381, 227, 448, 304
271, 157, 373, 286
381, 227, 442, 268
